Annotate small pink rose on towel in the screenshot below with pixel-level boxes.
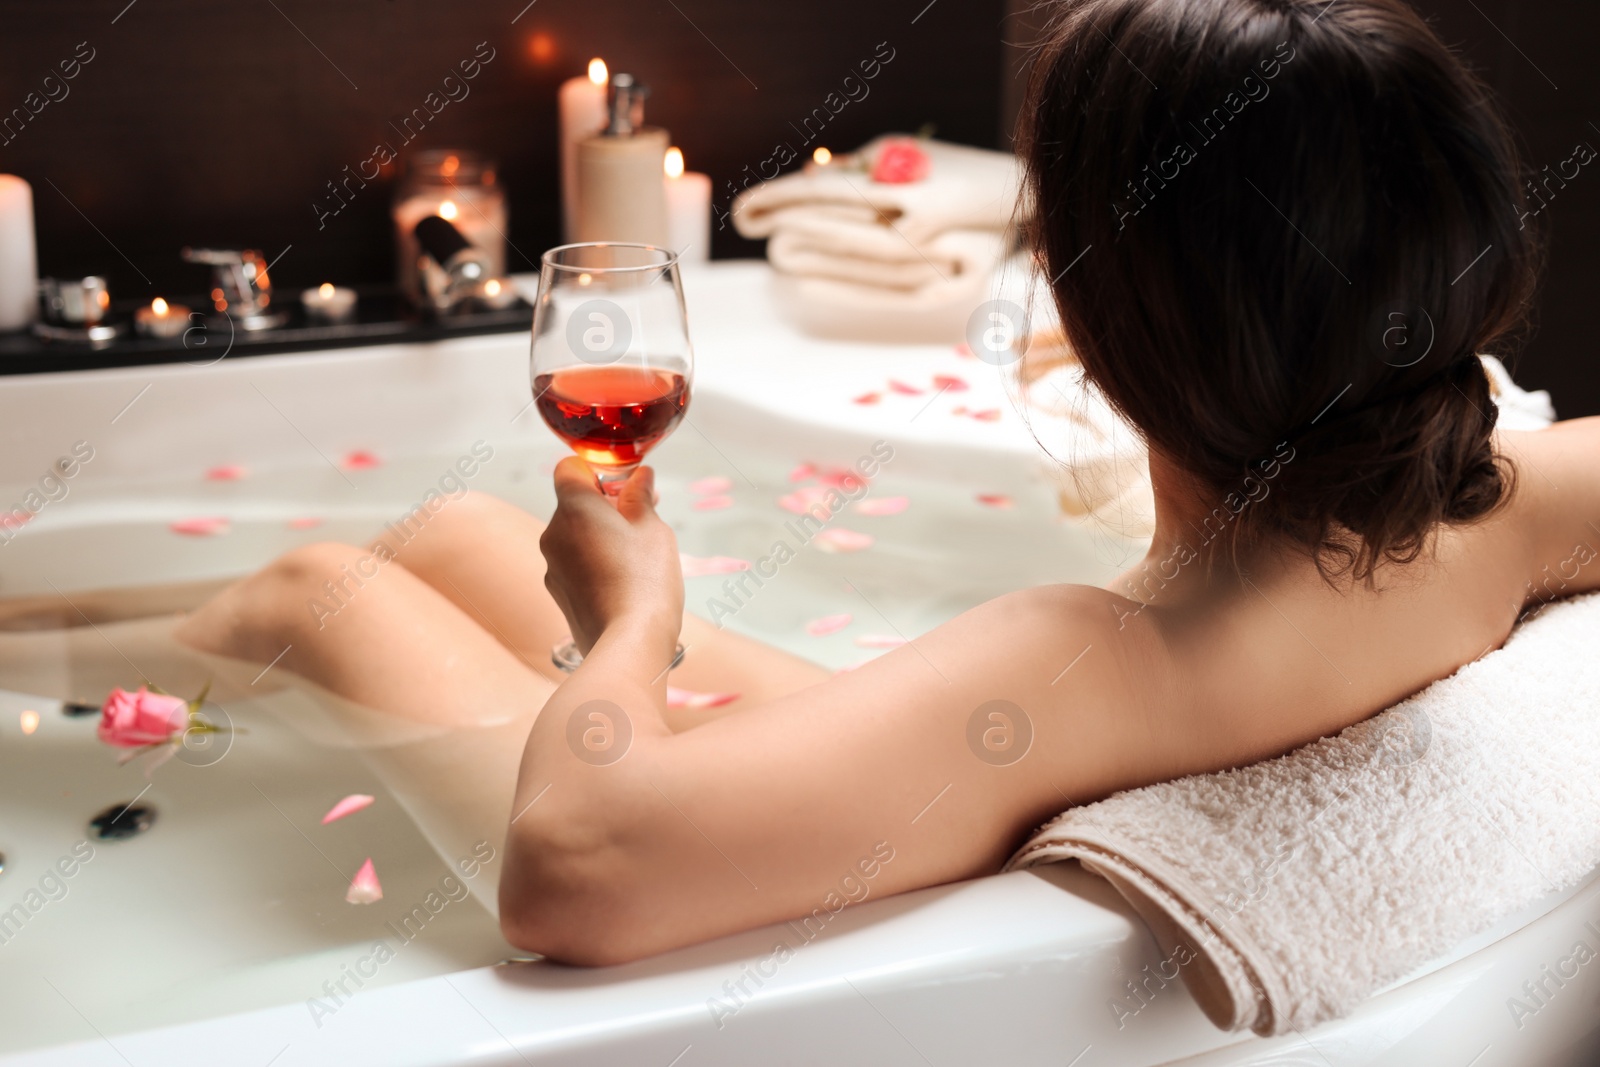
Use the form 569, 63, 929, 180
855, 496, 908, 516
346, 858, 383, 904
871, 140, 931, 184
689, 475, 733, 496
97, 686, 190, 747
341, 450, 382, 471
815, 528, 874, 553
806, 613, 853, 636
170, 516, 230, 536
679, 554, 750, 577
666, 686, 740, 709
321, 794, 375, 825
204, 464, 247, 481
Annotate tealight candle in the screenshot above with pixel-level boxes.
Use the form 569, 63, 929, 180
301, 282, 357, 323
559, 58, 609, 241
664, 147, 711, 264
135, 297, 190, 339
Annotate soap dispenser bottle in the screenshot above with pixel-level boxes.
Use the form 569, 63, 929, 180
574, 74, 670, 247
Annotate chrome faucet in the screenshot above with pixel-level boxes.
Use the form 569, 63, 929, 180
181, 247, 286, 330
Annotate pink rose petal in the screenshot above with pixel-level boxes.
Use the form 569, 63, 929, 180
854, 495, 908, 517
788, 463, 817, 483
689, 476, 733, 496
853, 392, 882, 405
814, 528, 874, 553
970, 408, 1002, 422
887, 379, 923, 395
287, 516, 325, 530
341, 450, 382, 471
0, 510, 33, 531
805, 612, 853, 636
933, 374, 969, 393
321, 794, 375, 825
976, 493, 1015, 510
692, 494, 734, 511
204, 464, 248, 481
954, 342, 975, 359
951, 405, 969, 416
854, 633, 908, 649
815, 467, 865, 490
170, 516, 230, 537
666, 686, 741, 710
779, 485, 835, 519
345, 858, 383, 905
679, 554, 750, 577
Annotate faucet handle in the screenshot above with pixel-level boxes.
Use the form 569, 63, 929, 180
181, 247, 285, 330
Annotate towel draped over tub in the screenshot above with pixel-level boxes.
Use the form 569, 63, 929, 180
1005, 591, 1600, 1034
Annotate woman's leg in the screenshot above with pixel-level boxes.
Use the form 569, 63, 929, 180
366, 490, 833, 711
175, 540, 555, 727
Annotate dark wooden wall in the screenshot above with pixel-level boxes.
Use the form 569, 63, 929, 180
0, 0, 1004, 294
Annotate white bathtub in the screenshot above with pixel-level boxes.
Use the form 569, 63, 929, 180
0, 262, 1595, 1066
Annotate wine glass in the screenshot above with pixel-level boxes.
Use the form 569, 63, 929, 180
531, 242, 693, 672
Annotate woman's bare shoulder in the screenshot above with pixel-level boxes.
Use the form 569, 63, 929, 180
1500, 418, 1600, 598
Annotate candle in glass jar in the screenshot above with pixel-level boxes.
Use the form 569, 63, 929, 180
0, 175, 38, 331
664, 147, 711, 264
559, 58, 609, 242
302, 282, 357, 323
135, 297, 190, 339
392, 150, 506, 306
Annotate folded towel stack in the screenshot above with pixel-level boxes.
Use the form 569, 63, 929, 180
731, 136, 1021, 342
1004, 590, 1600, 1035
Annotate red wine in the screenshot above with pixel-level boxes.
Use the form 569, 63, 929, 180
535, 365, 689, 467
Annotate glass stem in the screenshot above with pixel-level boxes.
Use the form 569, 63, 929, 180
595, 464, 638, 497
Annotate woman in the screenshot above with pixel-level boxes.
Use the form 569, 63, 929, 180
179, 0, 1599, 964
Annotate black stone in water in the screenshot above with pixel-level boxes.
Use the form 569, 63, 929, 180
62, 702, 100, 718
90, 803, 157, 841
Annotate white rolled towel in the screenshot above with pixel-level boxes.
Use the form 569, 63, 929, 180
731, 136, 1021, 247
1005, 590, 1600, 1035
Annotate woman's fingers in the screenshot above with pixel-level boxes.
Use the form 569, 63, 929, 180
616, 466, 657, 522
552, 456, 602, 502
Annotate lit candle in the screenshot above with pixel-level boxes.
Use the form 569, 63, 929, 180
664, 147, 711, 264
135, 297, 190, 339
0, 175, 38, 331
813, 146, 832, 165
301, 282, 357, 323
559, 58, 609, 242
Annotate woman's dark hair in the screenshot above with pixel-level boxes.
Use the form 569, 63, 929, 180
1022, 0, 1540, 579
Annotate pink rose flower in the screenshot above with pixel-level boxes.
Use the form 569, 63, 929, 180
871, 140, 931, 184
97, 686, 189, 747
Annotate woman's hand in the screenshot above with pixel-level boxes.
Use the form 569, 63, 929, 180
539, 458, 684, 655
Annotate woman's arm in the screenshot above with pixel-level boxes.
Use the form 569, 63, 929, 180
499, 460, 1154, 965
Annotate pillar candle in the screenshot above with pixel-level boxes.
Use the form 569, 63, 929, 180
664, 147, 712, 263
576, 127, 670, 247
0, 176, 38, 331
559, 58, 609, 243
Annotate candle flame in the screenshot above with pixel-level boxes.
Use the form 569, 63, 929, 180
151, 297, 169, 315
439, 200, 459, 220
588, 58, 608, 85
319, 282, 335, 298
20, 709, 39, 735
813, 147, 832, 165
577, 273, 592, 287
441, 154, 460, 178
484, 279, 502, 297
664, 147, 685, 179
